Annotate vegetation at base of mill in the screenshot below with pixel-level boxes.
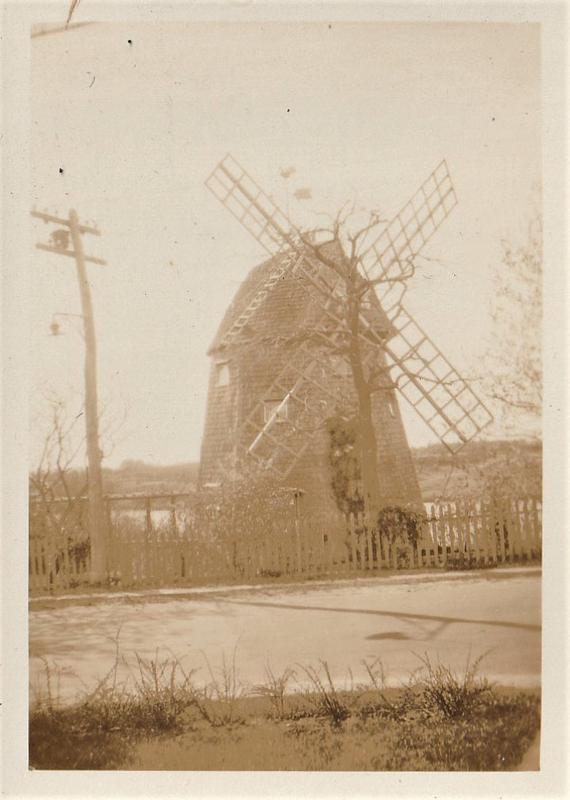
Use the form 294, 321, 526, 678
327, 414, 364, 517
29, 651, 540, 771
327, 414, 424, 553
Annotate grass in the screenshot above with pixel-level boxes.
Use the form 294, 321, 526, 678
29, 651, 540, 771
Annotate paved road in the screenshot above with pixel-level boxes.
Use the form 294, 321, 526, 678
29, 567, 541, 704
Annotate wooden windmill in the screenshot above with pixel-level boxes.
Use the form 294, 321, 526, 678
200, 154, 492, 514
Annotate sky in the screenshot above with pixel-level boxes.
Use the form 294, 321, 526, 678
30, 21, 541, 468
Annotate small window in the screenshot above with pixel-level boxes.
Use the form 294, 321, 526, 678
215, 362, 230, 387
388, 399, 396, 418
330, 355, 352, 378
263, 398, 289, 424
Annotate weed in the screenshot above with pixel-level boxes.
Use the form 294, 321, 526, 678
360, 657, 395, 706
189, 648, 245, 726
31, 656, 71, 712
29, 640, 202, 768
298, 661, 350, 727
127, 651, 197, 729
410, 651, 493, 719
355, 657, 403, 719
253, 665, 296, 719
30, 648, 538, 771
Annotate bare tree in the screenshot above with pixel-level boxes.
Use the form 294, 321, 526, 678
484, 200, 542, 438
29, 393, 89, 579
232, 205, 424, 523
298, 209, 402, 520
30, 391, 127, 543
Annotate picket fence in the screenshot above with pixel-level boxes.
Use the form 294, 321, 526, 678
29, 494, 542, 594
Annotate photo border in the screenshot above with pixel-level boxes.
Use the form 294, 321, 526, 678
1, 1, 567, 796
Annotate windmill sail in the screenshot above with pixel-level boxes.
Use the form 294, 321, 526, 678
205, 153, 492, 469
205, 154, 301, 257
359, 160, 458, 284
206, 154, 393, 349
240, 341, 351, 477
384, 305, 493, 451
228, 260, 363, 477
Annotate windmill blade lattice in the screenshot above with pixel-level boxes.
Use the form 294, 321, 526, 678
241, 341, 352, 478
359, 160, 458, 284
206, 154, 392, 352
233, 262, 391, 476
384, 306, 493, 452
205, 156, 386, 474
219, 251, 305, 349
205, 154, 301, 257
205, 152, 492, 466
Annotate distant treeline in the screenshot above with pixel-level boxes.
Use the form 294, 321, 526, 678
413, 438, 541, 500
29, 439, 541, 501
106, 460, 200, 494
30, 460, 200, 499
412, 438, 541, 464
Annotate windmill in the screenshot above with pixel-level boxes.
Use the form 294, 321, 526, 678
201, 154, 492, 513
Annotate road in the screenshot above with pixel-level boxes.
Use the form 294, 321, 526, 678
29, 567, 541, 704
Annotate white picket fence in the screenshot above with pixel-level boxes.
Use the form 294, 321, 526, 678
29, 494, 542, 594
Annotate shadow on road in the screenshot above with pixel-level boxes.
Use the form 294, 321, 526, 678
222, 599, 541, 633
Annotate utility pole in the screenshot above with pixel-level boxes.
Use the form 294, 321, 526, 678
32, 208, 108, 584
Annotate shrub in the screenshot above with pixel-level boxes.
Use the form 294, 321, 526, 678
410, 652, 493, 719
376, 506, 424, 549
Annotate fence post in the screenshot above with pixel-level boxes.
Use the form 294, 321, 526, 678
431, 502, 441, 568
510, 497, 523, 562
439, 503, 447, 567
295, 513, 302, 575
170, 496, 178, 535
364, 517, 374, 572
496, 498, 507, 564
421, 504, 429, 569
459, 498, 471, 567
450, 502, 460, 567
519, 497, 529, 559
531, 496, 542, 558
459, 498, 469, 566
482, 497, 494, 565
105, 498, 114, 581
461, 500, 471, 567
348, 514, 356, 570
145, 496, 152, 583
474, 498, 486, 566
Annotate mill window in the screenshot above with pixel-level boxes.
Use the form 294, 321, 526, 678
388, 399, 396, 418
263, 398, 289, 424
215, 361, 230, 387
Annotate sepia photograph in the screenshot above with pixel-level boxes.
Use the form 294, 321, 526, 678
1, 0, 567, 790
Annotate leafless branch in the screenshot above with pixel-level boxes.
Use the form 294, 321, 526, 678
486, 391, 541, 412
